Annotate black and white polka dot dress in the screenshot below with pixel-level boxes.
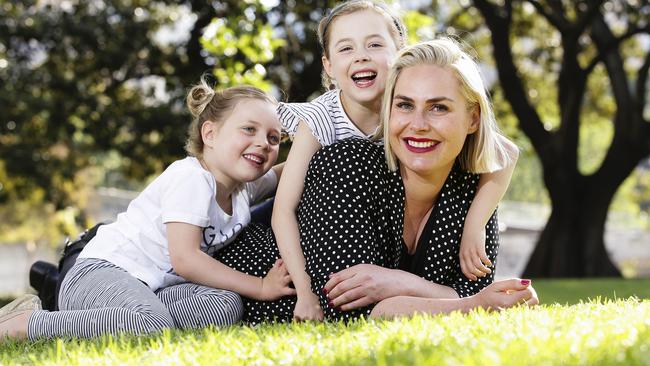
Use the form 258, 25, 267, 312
216, 138, 498, 323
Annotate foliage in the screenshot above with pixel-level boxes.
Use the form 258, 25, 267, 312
0, 298, 648, 365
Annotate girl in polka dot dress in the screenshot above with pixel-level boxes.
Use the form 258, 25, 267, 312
271, 1, 519, 321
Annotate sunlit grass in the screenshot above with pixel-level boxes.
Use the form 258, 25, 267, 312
1, 298, 649, 365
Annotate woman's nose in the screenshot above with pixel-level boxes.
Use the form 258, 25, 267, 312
409, 112, 429, 131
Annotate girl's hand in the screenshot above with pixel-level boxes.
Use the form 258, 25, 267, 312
324, 264, 399, 311
293, 291, 324, 321
259, 259, 297, 301
460, 227, 492, 281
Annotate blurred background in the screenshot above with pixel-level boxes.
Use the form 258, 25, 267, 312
0, 0, 648, 297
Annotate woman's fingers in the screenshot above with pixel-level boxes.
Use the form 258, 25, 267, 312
338, 295, 373, 311
324, 268, 357, 295
328, 286, 364, 308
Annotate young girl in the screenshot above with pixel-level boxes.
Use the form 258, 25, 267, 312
0, 80, 295, 340
273, 0, 518, 321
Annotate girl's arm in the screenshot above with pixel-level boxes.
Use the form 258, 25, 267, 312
167, 222, 295, 301
460, 138, 519, 280
271, 121, 323, 319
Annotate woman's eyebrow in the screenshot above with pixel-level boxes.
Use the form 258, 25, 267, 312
393, 95, 455, 103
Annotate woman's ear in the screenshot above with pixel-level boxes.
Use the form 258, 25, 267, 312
468, 105, 480, 134
201, 120, 218, 147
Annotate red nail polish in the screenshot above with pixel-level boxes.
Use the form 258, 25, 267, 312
322, 288, 328, 295
328, 301, 334, 307
520, 279, 531, 285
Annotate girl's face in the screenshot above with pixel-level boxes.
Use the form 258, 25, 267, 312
388, 64, 479, 179
204, 99, 281, 186
322, 9, 398, 107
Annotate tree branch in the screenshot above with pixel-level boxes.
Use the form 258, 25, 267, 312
590, 13, 633, 113
472, 0, 551, 160
585, 23, 650, 74
527, 0, 569, 32
574, 0, 606, 35
637, 50, 649, 121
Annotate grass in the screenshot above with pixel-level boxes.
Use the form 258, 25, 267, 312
1, 278, 650, 365
1, 299, 649, 365
534, 277, 650, 305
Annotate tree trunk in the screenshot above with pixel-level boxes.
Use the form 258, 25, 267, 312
523, 177, 621, 277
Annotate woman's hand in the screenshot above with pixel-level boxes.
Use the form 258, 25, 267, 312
474, 278, 538, 310
324, 264, 401, 311
259, 259, 297, 301
459, 227, 492, 281
293, 291, 324, 321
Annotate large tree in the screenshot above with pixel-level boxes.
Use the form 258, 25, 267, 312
470, 0, 649, 276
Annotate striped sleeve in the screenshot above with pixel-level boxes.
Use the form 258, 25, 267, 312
276, 91, 338, 146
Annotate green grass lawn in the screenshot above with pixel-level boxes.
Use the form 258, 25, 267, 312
1, 278, 649, 365
534, 277, 650, 304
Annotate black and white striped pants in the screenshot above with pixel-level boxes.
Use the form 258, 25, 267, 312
27, 258, 243, 340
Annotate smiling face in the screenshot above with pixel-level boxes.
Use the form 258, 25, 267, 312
388, 64, 479, 180
203, 98, 281, 187
322, 9, 398, 107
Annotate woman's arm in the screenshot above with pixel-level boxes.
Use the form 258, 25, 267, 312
167, 222, 296, 301
460, 138, 519, 280
324, 264, 459, 311
271, 121, 324, 320
370, 278, 538, 318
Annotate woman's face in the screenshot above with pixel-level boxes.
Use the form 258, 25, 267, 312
388, 64, 479, 179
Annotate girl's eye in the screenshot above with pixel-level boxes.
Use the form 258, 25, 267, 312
268, 134, 281, 145
369, 42, 383, 48
338, 46, 352, 52
242, 126, 255, 133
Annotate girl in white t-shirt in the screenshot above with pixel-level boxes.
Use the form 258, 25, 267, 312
273, 0, 519, 321
0, 80, 295, 340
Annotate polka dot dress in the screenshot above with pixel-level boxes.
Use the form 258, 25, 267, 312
217, 138, 499, 324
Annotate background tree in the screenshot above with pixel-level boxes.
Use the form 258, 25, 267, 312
469, 0, 649, 277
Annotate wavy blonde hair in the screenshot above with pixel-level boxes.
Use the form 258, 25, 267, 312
373, 38, 516, 173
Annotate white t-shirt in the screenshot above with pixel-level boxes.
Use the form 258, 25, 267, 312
277, 89, 378, 146
79, 157, 277, 291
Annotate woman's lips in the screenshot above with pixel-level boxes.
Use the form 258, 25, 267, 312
403, 137, 440, 153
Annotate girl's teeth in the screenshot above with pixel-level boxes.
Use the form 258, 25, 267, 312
407, 140, 435, 148
245, 154, 262, 163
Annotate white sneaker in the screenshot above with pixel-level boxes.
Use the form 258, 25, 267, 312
0, 295, 42, 318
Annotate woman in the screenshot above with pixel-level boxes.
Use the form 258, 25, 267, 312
216, 38, 537, 323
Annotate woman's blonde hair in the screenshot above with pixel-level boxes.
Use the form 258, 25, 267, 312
185, 76, 277, 158
317, 0, 407, 90
374, 37, 516, 173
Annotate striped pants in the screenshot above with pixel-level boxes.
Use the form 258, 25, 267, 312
27, 258, 243, 340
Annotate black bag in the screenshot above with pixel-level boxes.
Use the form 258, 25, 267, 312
29, 223, 103, 310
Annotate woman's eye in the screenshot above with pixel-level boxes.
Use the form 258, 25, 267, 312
395, 102, 413, 110
431, 104, 448, 113
242, 126, 255, 133
369, 42, 383, 48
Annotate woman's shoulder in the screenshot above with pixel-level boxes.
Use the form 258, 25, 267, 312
445, 164, 481, 199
